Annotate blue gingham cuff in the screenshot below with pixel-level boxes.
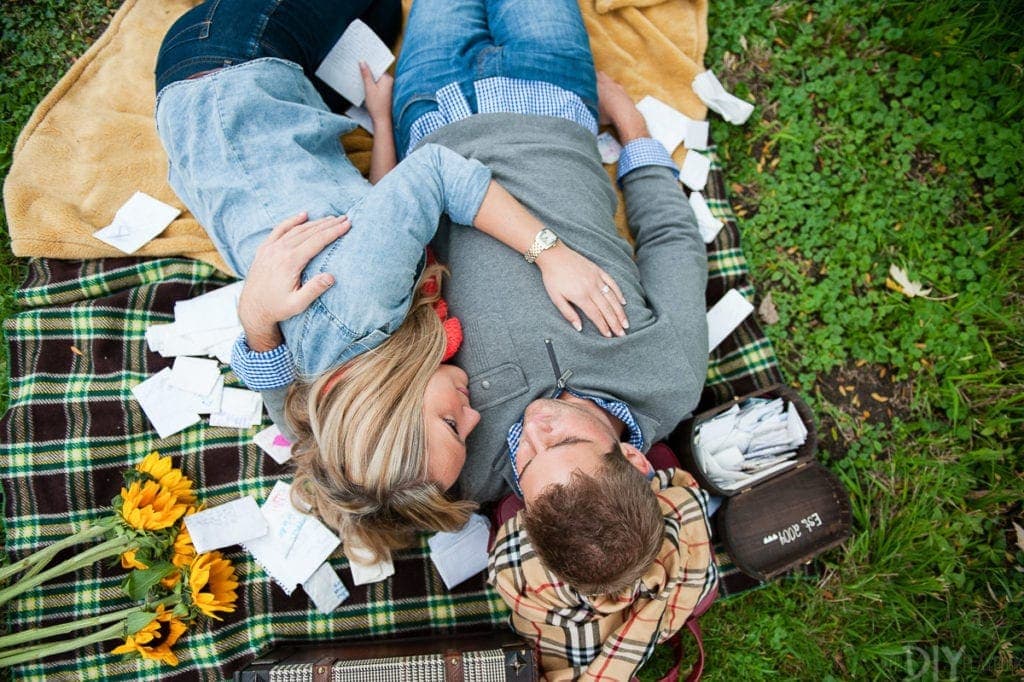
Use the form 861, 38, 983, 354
616, 137, 678, 184
230, 334, 295, 391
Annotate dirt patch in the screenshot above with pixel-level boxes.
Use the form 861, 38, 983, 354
813, 362, 913, 458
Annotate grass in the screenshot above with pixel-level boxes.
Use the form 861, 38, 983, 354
2, 0, 1023, 680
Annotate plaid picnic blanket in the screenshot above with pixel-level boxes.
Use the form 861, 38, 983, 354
0, 146, 782, 679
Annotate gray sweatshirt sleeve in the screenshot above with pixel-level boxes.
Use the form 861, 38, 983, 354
622, 165, 710, 359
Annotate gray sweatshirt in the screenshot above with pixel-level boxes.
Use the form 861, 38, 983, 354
422, 114, 709, 503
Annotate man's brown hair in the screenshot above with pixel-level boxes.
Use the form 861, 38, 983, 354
522, 445, 664, 595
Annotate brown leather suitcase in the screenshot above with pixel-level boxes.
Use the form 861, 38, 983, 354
234, 630, 538, 682
672, 384, 852, 580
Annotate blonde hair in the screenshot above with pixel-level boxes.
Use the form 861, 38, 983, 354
286, 263, 476, 564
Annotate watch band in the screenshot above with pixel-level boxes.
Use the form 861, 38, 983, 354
524, 229, 558, 264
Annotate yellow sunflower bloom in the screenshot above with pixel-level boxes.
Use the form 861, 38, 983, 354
119, 480, 188, 531
136, 452, 196, 504
120, 549, 149, 571
111, 604, 188, 666
188, 552, 238, 620
161, 523, 198, 589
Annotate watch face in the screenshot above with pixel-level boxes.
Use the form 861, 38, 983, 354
538, 229, 557, 248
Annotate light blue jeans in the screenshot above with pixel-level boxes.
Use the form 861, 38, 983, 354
392, 0, 599, 156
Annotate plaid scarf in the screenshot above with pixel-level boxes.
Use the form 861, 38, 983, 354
488, 469, 718, 680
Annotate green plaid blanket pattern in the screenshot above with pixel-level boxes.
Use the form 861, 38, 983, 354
1, 145, 783, 679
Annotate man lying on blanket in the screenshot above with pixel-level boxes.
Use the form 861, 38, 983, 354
238, 0, 718, 677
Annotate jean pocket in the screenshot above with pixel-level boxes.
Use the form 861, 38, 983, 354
159, 0, 222, 54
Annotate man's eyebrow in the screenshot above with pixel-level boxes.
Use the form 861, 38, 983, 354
550, 437, 591, 450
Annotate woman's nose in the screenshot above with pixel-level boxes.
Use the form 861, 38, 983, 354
464, 405, 481, 434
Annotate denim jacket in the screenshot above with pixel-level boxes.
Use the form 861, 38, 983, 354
155, 58, 492, 378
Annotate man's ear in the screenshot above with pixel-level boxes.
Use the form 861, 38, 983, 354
621, 443, 652, 476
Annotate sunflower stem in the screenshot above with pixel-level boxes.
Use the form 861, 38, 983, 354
0, 536, 133, 609
0, 621, 125, 668
0, 520, 114, 583
0, 594, 176, 651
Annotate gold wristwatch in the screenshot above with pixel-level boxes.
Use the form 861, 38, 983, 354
524, 228, 559, 264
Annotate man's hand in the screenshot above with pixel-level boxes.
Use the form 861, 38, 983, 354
238, 212, 351, 351
360, 61, 394, 126
597, 71, 650, 144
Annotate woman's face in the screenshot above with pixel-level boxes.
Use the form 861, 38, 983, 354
423, 364, 480, 490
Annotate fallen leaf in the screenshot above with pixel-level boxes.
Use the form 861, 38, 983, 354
1013, 521, 1024, 553
758, 292, 780, 324
887, 264, 932, 298
70, 345, 85, 357
871, 392, 889, 403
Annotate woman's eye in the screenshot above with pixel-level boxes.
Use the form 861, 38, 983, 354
443, 417, 458, 434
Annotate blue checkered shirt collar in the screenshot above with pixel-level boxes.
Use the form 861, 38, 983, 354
506, 387, 645, 498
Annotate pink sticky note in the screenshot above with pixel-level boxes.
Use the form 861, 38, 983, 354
273, 434, 291, 447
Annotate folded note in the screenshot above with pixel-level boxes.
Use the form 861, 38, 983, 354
210, 387, 263, 429
597, 132, 622, 164
688, 191, 725, 243
636, 96, 688, 155
347, 544, 395, 586
345, 105, 375, 134
315, 19, 395, 106
244, 481, 341, 594
707, 288, 754, 351
679, 150, 712, 191
169, 356, 222, 397
132, 369, 202, 439
303, 562, 350, 614
93, 191, 180, 254
185, 497, 268, 554
692, 69, 755, 125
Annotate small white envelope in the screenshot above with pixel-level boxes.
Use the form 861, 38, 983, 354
254, 425, 294, 465
185, 497, 268, 554
303, 562, 350, 614
93, 192, 180, 254
169, 356, 221, 396
679, 150, 712, 191
428, 514, 491, 590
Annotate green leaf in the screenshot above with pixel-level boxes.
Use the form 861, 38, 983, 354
124, 611, 158, 636
122, 562, 174, 602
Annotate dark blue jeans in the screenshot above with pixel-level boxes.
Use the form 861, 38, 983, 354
154, 0, 401, 112
392, 0, 598, 155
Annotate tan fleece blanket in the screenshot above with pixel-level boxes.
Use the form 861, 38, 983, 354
3, 0, 707, 275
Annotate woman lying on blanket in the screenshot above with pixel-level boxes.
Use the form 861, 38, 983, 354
153, 0, 627, 561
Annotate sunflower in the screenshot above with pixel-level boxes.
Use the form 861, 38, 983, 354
161, 523, 198, 589
111, 604, 188, 666
119, 480, 188, 531
188, 551, 238, 620
136, 452, 196, 504
120, 549, 149, 571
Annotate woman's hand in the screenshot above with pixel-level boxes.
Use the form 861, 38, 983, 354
238, 212, 351, 351
360, 61, 393, 126
535, 244, 629, 337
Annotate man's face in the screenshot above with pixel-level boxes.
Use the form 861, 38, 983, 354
513, 396, 622, 503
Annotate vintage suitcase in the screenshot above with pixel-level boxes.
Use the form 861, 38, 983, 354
234, 630, 538, 682
671, 384, 852, 580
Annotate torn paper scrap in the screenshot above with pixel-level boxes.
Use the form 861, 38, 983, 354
132, 369, 202, 439
692, 70, 755, 125
345, 105, 375, 134
688, 191, 725, 243
254, 425, 293, 465
93, 191, 180, 254
315, 19, 395, 106
597, 132, 622, 164
243, 481, 341, 594
303, 562, 350, 614
169, 356, 221, 397
707, 288, 754, 351
347, 544, 395, 586
679, 150, 712, 191
636, 96, 688, 155
185, 497, 268, 554
428, 514, 490, 590
210, 387, 263, 429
